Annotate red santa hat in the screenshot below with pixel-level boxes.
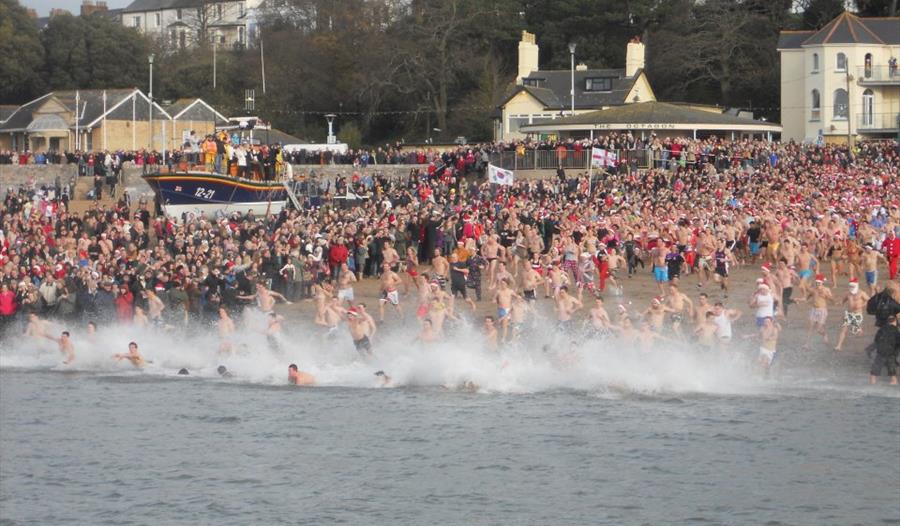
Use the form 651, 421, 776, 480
761, 263, 771, 273
814, 274, 826, 283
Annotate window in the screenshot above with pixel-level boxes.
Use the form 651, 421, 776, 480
155, 13, 161, 26
179, 31, 186, 49
170, 29, 176, 43
132, 15, 141, 27
585, 77, 612, 91
523, 78, 542, 88
836, 52, 847, 72
239, 2, 245, 17
507, 117, 529, 134
811, 89, 821, 120
812, 53, 819, 72
216, 4, 222, 18
176, 8, 182, 20
864, 53, 872, 78
833, 89, 848, 120
238, 26, 245, 45
862, 89, 874, 126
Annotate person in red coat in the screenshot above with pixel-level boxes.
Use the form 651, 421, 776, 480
115, 286, 134, 323
329, 238, 349, 281
882, 230, 900, 280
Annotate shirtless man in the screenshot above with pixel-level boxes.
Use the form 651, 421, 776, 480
665, 283, 694, 338
431, 249, 449, 290
378, 262, 403, 322
650, 242, 668, 294
554, 286, 583, 331
113, 341, 145, 368
347, 303, 377, 357
508, 295, 531, 340
795, 243, 817, 299
774, 260, 798, 316
691, 292, 713, 328
336, 262, 357, 305
492, 278, 519, 342
834, 278, 870, 352
133, 306, 149, 328
643, 297, 675, 332
44, 330, 75, 364
266, 312, 284, 352
862, 244, 887, 295
693, 312, 718, 352
288, 363, 316, 386
482, 234, 502, 289
24, 313, 47, 339
239, 282, 291, 313
311, 282, 332, 326
145, 289, 165, 324
758, 317, 781, 372
321, 297, 344, 334
804, 274, 833, 348
217, 307, 235, 354
589, 296, 612, 337
548, 264, 570, 298
382, 241, 401, 274
418, 318, 440, 344
520, 263, 544, 303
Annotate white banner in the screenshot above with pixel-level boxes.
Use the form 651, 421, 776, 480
488, 163, 514, 186
591, 147, 618, 167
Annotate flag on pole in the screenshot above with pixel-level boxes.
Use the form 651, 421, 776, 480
488, 164, 514, 186
591, 147, 618, 168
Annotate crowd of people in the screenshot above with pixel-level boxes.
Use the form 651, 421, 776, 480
2, 133, 899, 386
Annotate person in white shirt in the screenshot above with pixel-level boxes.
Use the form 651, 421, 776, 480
749, 281, 775, 332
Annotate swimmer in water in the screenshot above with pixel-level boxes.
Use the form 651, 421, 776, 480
43, 330, 75, 364
24, 313, 47, 339
374, 370, 392, 387
217, 307, 235, 354
113, 341, 146, 368
287, 363, 316, 386
177, 368, 190, 375
217, 365, 233, 378
346, 303, 376, 357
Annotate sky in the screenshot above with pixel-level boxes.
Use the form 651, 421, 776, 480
22, 0, 130, 16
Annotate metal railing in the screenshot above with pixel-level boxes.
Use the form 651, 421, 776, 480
488, 148, 654, 171
857, 65, 900, 83
857, 112, 900, 131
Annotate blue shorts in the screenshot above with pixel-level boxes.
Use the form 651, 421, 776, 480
749, 242, 760, 255
865, 270, 876, 285
497, 308, 509, 319
799, 269, 812, 280
653, 266, 668, 282
756, 316, 767, 328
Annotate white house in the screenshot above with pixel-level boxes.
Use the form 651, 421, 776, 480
121, 0, 263, 50
778, 11, 899, 144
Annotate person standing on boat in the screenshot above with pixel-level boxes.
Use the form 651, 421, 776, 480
214, 132, 225, 174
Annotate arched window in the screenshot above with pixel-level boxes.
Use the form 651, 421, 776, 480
833, 89, 848, 119
812, 53, 819, 72
864, 53, 872, 78
862, 89, 874, 127
836, 52, 847, 72
811, 89, 821, 120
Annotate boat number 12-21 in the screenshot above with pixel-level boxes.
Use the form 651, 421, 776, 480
194, 187, 216, 200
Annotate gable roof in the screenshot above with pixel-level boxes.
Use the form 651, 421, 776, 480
122, 0, 199, 13
0, 89, 171, 133
499, 68, 642, 112
778, 12, 900, 49
0, 105, 18, 123
165, 98, 229, 123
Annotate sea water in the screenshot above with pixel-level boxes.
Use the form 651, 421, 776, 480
1, 316, 898, 525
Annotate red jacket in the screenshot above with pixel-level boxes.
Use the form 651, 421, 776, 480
329, 244, 349, 267
882, 236, 900, 258
115, 291, 134, 322
0, 291, 16, 316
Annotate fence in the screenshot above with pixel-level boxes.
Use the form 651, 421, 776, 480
488, 149, 652, 171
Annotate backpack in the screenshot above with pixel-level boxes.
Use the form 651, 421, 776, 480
866, 292, 883, 316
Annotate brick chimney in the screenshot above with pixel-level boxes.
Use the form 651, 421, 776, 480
517, 31, 539, 85
625, 36, 645, 77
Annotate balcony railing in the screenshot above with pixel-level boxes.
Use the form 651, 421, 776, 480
857, 65, 900, 84
857, 112, 900, 131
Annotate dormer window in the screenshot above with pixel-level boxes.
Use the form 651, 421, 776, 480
585, 77, 612, 92
523, 78, 542, 88
836, 52, 847, 72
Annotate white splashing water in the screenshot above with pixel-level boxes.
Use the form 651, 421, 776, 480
0, 306, 777, 397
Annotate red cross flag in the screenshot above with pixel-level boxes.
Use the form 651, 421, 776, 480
591, 147, 618, 168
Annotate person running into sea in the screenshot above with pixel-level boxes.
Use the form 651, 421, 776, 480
336, 262, 357, 306
239, 282, 291, 314
492, 278, 519, 342
288, 363, 316, 386
217, 308, 236, 354
346, 304, 376, 357
113, 342, 145, 369
758, 317, 781, 373
43, 330, 75, 364
834, 278, 870, 352
711, 302, 742, 349
664, 282, 693, 338
378, 262, 404, 322
554, 286, 582, 331
804, 274, 833, 348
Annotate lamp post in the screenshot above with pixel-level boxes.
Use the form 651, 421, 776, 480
325, 113, 337, 144
148, 54, 154, 152
568, 42, 576, 115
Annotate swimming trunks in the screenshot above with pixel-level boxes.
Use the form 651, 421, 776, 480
808, 307, 827, 324
653, 266, 668, 282
353, 335, 372, 354
523, 289, 536, 301
865, 270, 877, 285
497, 308, 509, 320
380, 289, 399, 305
799, 269, 812, 280
842, 311, 863, 335
338, 287, 354, 302
759, 347, 776, 367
